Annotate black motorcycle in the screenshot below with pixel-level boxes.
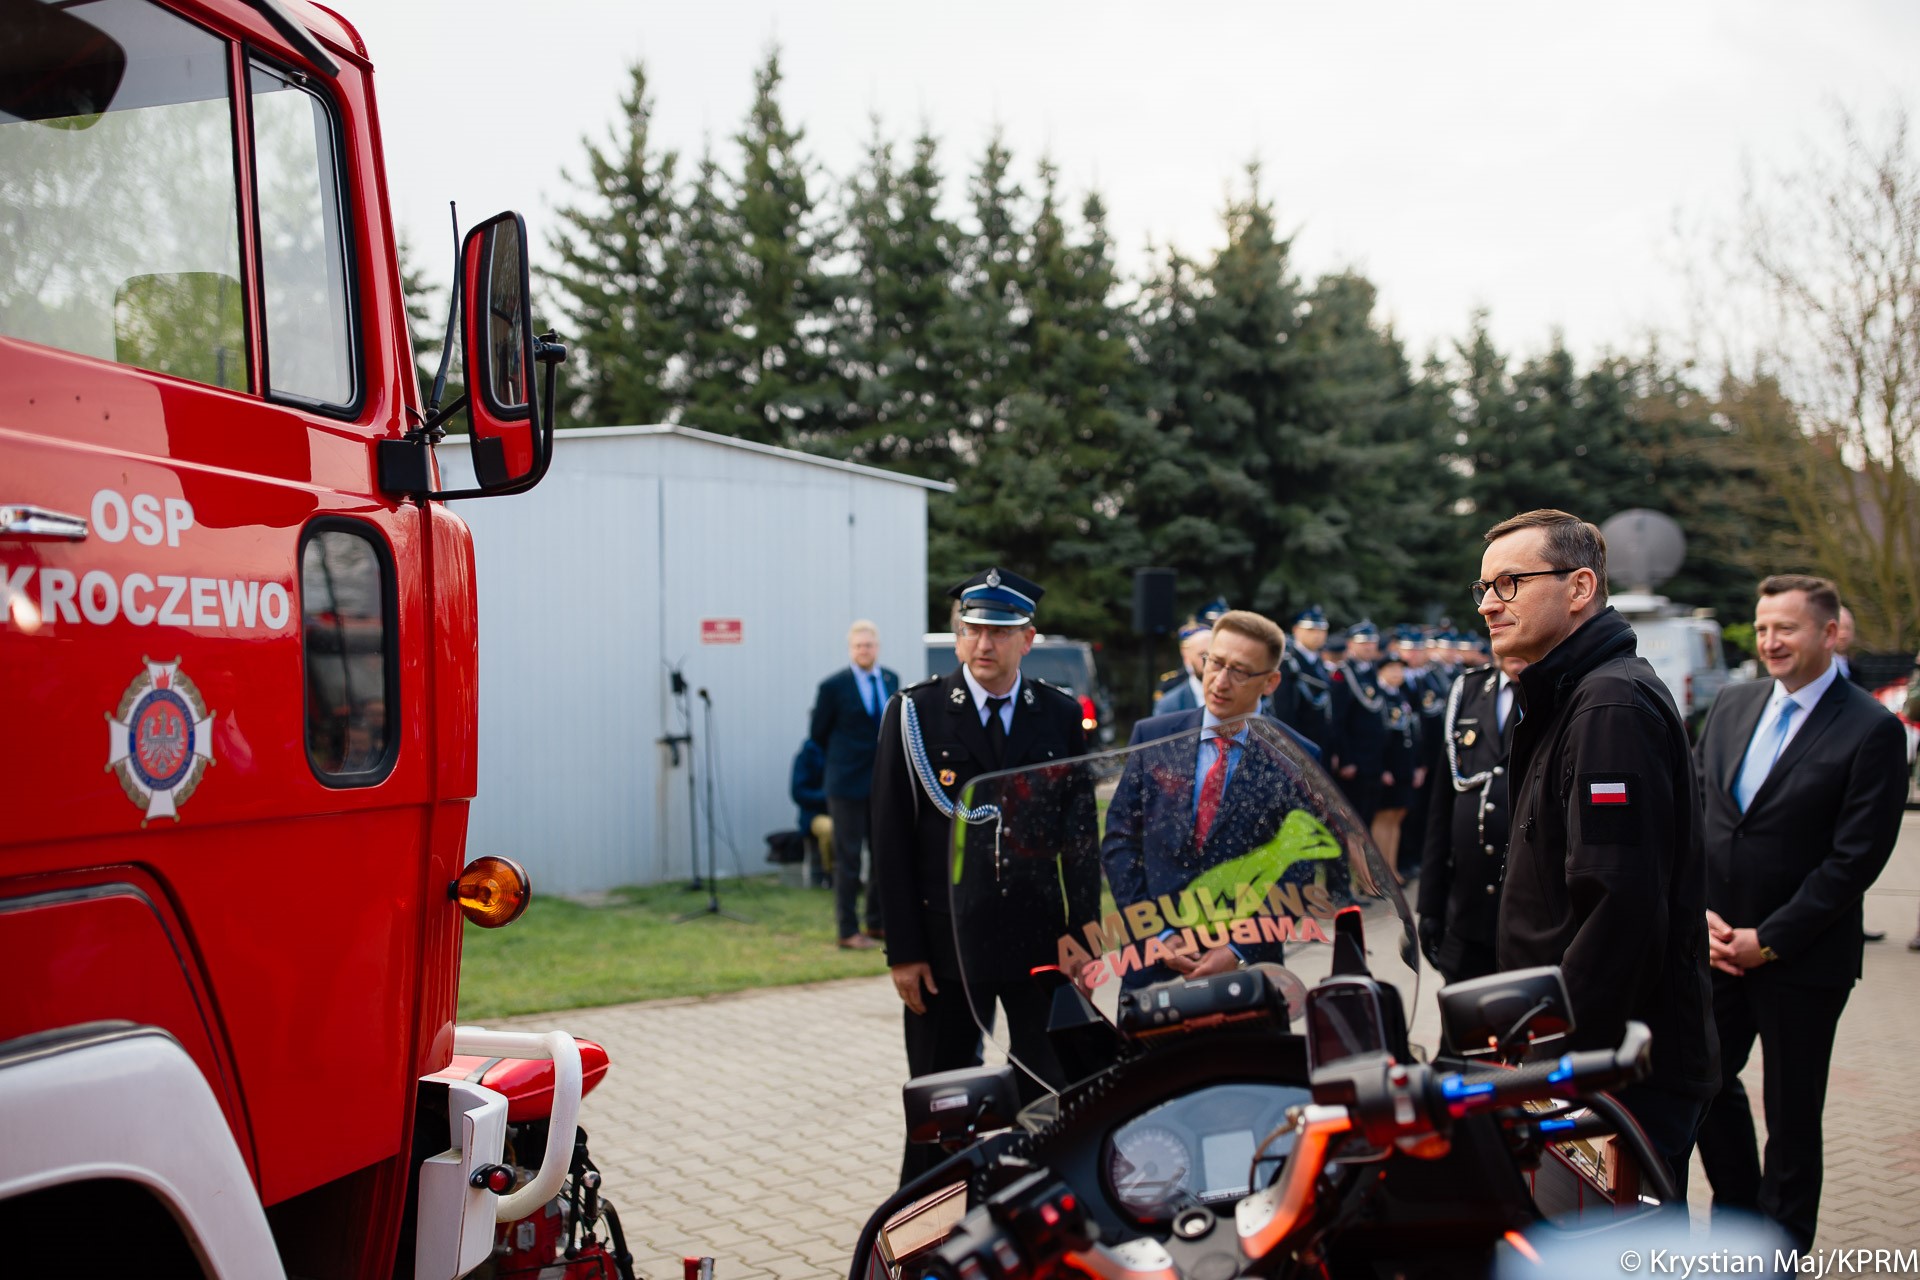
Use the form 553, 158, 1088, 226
853, 718, 1731, 1280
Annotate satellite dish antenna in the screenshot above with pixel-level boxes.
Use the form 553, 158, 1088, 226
1601, 509, 1686, 594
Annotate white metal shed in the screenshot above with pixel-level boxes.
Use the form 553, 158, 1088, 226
437, 425, 952, 895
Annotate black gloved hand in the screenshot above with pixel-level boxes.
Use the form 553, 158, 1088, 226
1418, 916, 1445, 969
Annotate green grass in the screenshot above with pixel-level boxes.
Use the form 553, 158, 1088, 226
457, 876, 889, 1020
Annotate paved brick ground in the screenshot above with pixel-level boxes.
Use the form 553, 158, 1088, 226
511, 813, 1920, 1278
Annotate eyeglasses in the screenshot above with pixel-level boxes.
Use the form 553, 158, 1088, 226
1202, 654, 1276, 685
1470, 568, 1573, 606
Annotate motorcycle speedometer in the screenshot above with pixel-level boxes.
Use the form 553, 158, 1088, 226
1106, 1124, 1192, 1220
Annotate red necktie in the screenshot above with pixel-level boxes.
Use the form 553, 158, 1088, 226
1195, 737, 1237, 845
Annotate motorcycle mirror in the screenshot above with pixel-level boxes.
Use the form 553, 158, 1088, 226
903, 1064, 1021, 1146
1330, 904, 1370, 975
1437, 965, 1574, 1059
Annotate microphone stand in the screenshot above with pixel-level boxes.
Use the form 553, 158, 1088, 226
677, 687, 750, 924
659, 665, 702, 891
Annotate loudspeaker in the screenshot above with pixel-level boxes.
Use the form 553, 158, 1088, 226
1133, 568, 1177, 636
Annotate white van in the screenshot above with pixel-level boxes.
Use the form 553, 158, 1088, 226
1612, 592, 1731, 722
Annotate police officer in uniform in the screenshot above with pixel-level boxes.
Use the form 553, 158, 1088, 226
1416, 654, 1525, 983
1271, 605, 1336, 757
871, 568, 1100, 1185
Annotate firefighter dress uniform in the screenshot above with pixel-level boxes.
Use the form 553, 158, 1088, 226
1416, 664, 1515, 983
1271, 605, 1337, 758
1330, 623, 1389, 822
870, 569, 1099, 1185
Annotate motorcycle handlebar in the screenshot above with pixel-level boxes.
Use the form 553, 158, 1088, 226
1435, 1020, 1651, 1119
907, 1023, 1656, 1280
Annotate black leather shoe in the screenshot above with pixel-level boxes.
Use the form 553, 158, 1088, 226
1864, 929, 1887, 942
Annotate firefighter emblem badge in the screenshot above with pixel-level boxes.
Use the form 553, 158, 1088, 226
939, 769, 957, 787
107, 657, 214, 824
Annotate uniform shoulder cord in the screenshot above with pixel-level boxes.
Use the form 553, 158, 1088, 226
901, 694, 1002, 824
1445, 672, 1498, 792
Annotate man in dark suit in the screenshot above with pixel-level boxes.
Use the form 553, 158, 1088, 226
1832, 606, 1873, 689
1105, 611, 1327, 987
871, 569, 1099, 1184
1417, 654, 1525, 984
1694, 576, 1908, 1254
809, 620, 899, 950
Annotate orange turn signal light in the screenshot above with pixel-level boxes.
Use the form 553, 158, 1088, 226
453, 855, 532, 928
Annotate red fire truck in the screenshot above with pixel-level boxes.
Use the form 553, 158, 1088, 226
1, 1, 620, 1275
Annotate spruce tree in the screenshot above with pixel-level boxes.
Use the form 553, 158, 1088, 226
947, 163, 1149, 641
674, 143, 755, 435
836, 124, 964, 473
1135, 167, 1327, 618
724, 47, 842, 445
1290, 271, 1444, 621
924, 133, 1035, 614
543, 63, 681, 427
1451, 323, 1586, 533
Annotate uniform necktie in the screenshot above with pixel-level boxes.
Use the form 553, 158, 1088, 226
1734, 699, 1796, 813
985, 695, 1010, 768
866, 672, 882, 718
1195, 737, 1238, 845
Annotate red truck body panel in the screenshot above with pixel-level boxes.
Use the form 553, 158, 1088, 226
0, 0, 492, 1266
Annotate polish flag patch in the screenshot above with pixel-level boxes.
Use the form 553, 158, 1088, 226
1588, 781, 1629, 805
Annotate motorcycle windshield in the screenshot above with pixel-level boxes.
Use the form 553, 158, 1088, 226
945, 714, 1420, 1096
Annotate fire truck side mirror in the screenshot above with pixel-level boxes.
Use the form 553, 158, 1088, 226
458, 211, 555, 495
378, 211, 566, 500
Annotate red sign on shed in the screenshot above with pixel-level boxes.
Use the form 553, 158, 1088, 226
700, 618, 743, 645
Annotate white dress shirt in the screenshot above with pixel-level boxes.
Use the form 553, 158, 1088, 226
961, 664, 1022, 733
1744, 660, 1841, 762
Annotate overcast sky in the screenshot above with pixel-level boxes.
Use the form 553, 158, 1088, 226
349, 1, 1918, 366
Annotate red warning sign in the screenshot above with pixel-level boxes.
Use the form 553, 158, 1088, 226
700, 619, 743, 645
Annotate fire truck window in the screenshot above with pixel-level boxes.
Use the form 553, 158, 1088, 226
302, 527, 392, 781
0, 0, 246, 390
251, 63, 354, 408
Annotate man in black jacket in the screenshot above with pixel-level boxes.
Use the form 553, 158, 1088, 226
870, 569, 1099, 1184
1693, 576, 1907, 1253
1475, 509, 1719, 1193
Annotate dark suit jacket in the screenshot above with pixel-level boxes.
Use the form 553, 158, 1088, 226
809, 664, 899, 799
1158, 678, 1202, 715
1694, 671, 1908, 987
1102, 711, 1326, 980
1835, 656, 1873, 690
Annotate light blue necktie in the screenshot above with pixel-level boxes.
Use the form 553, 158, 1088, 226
1734, 699, 1796, 813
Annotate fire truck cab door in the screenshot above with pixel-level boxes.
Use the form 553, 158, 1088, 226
1, 0, 437, 1206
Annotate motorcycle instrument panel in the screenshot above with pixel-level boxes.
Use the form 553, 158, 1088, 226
1103, 1082, 1311, 1221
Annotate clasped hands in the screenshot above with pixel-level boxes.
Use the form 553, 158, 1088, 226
1705, 909, 1770, 976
